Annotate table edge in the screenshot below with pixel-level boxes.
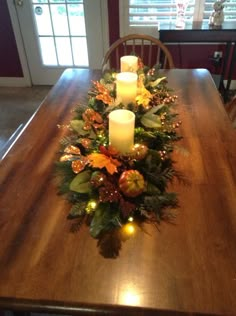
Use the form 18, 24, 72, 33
0, 297, 227, 316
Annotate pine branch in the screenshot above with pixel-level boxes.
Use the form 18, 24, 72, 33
143, 192, 178, 222
67, 201, 87, 219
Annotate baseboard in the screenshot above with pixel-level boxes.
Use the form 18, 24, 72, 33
0, 77, 31, 87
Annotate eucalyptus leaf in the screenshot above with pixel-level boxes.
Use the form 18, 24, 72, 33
90, 206, 107, 238
141, 105, 166, 128
141, 113, 162, 128
70, 120, 89, 135
70, 170, 92, 193
90, 205, 119, 238
147, 104, 165, 114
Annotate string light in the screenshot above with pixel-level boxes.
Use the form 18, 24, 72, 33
123, 223, 135, 235
86, 200, 97, 213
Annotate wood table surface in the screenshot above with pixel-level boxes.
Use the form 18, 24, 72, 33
0, 69, 236, 316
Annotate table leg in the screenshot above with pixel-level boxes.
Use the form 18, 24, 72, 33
226, 42, 236, 92
219, 42, 231, 102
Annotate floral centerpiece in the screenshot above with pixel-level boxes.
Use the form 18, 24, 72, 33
56, 59, 183, 247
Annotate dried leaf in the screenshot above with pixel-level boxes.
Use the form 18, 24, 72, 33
64, 145, 81, 155
71, 157, 88, 174
88, 153, 121, 175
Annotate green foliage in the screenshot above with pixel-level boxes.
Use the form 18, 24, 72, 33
141, 106, 163, 128
70, 120, 88, 135
143, 192, 178, 222
68, 201, 87, 219
55, 161, 75, 194
138, 150, 175, 192
90, 204, 121, 238
70, 170, 92, 194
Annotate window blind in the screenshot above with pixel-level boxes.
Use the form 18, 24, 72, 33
128, 0, 195, 26
120, 0, 236, 37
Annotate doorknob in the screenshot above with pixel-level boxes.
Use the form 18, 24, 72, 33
15, 0, 23, 6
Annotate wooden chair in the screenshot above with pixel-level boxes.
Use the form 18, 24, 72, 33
102, 34, 175, 72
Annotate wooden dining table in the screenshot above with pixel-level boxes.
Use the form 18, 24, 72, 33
0, 68, 236, 316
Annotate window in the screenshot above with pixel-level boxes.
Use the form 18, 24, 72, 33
120, 0, 236, 36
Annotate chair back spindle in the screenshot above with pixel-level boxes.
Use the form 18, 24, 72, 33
102, 34, 175, 72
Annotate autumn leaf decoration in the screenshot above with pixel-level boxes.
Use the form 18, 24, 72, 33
87, 153, 121, 175
92, 80, 114, 105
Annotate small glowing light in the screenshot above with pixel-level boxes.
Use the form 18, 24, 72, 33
123, 223, 135, 235
89, 201, 97, 209
128, 216, 134, 222
86, 200, 97, 213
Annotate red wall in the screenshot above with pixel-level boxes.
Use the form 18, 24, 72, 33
107, 0, 120, 46
0, 0, 23, 77
167, 43, 226, 75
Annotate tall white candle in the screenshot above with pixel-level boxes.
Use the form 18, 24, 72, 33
120, 55, 138, 73
109, 109, 135, 154
116, 72, 138, 106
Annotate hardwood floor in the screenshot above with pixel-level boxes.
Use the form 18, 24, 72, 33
0, 85, 52, 157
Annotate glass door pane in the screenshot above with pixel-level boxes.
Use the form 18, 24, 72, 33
32, 0, 88, 67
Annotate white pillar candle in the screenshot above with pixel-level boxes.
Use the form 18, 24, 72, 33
109, 109, 135, 154
116, 72, 138, 106
120, 55, 138, 73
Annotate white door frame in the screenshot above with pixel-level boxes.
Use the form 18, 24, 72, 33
2, 0, 109, 87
